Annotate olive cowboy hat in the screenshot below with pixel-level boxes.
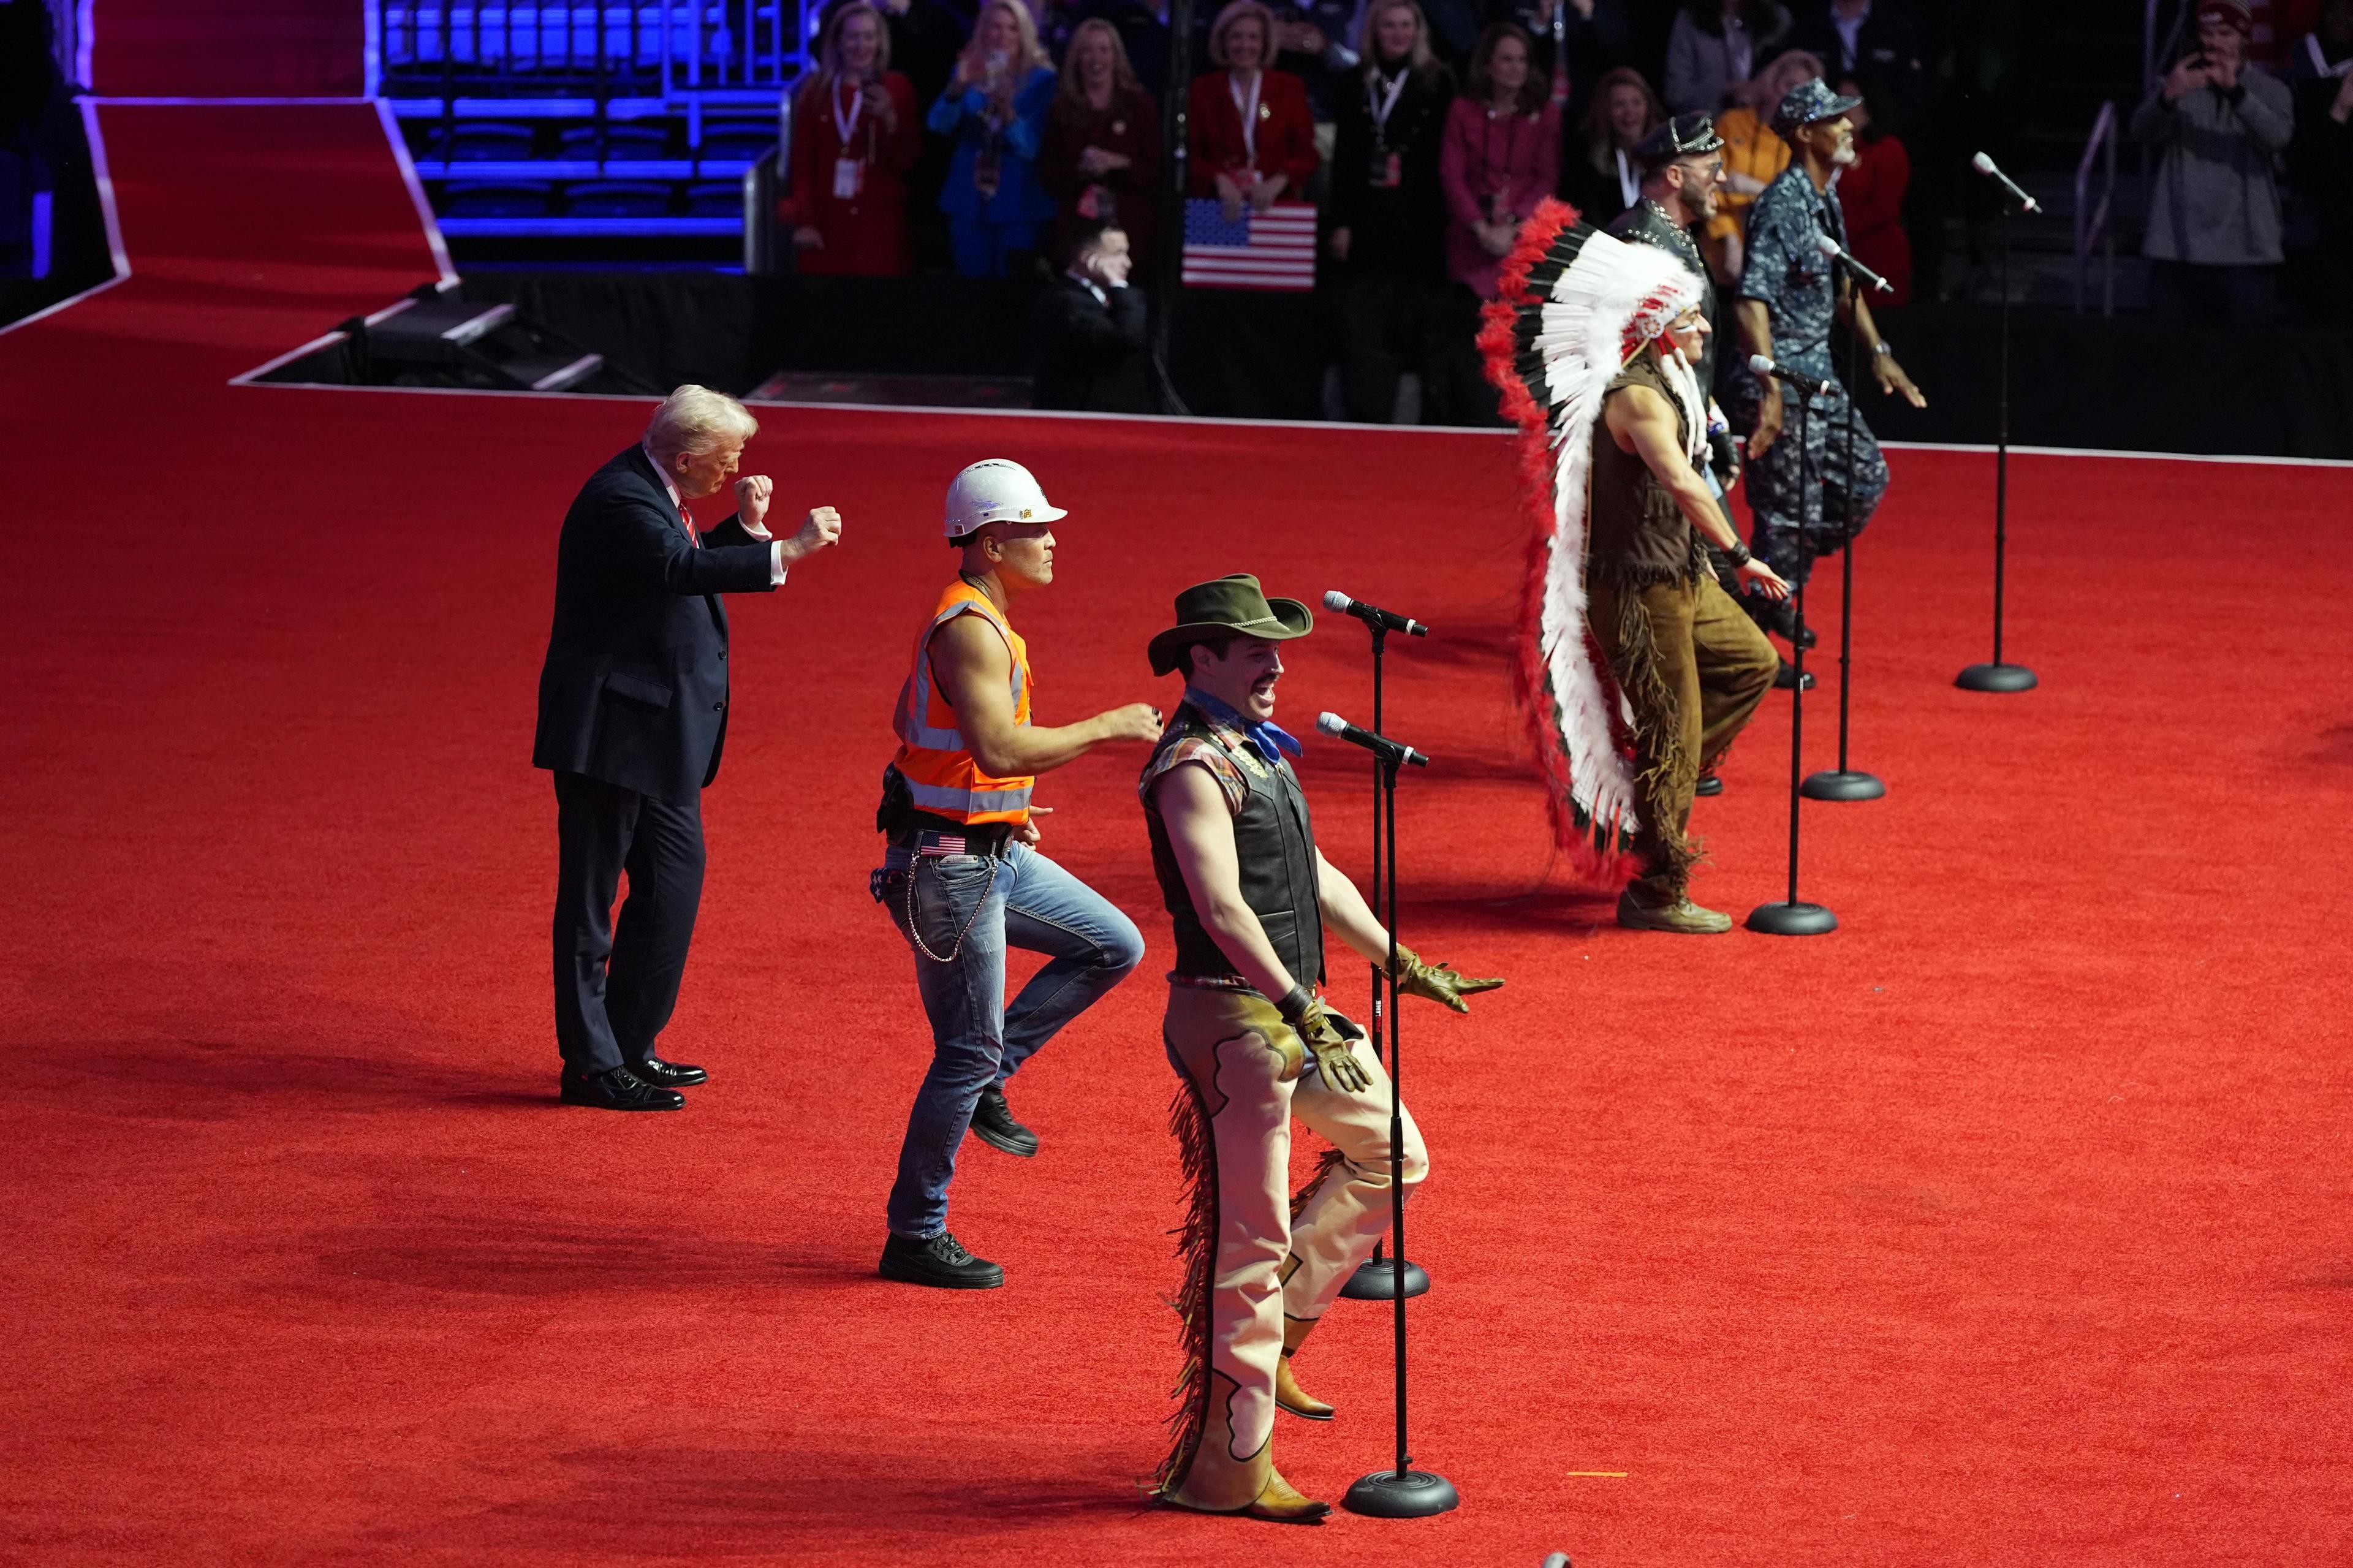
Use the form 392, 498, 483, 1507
1148, 574, 1315, 676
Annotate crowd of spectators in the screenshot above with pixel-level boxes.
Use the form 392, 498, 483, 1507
775, 0, 2353, 417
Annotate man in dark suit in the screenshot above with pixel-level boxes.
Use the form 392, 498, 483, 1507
1030, 219, 1153, 414
534, 385, 843, 1110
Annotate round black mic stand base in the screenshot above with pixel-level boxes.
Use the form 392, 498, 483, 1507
1800, 768, 1885, 801
1339, 1257, 1430, 1300
1343, 1467, 1460, 1518
1746, 900, 1837, 936
1955, 661, 2038, 693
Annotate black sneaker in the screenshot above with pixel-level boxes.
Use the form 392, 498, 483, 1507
879, 1230, 1005, 1290
967, 1085, 1039, 1157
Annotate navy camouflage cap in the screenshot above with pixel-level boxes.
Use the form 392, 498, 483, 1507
1770, 77, 1862, 140
1632, 112, 1726, 167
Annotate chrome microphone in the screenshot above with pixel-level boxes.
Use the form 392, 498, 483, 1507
1747, 354, 1835, 399
1323, 590, 1430, 637
1317, 711, 1431, 767
1971, 151, 2043, 213
1813, 230, 1892, 295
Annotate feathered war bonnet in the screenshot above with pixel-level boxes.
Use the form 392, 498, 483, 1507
1477, 200, 1708, 878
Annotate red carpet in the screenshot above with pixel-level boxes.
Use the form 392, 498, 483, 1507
91, 0, 365, 97
4, 105, 2351, 1567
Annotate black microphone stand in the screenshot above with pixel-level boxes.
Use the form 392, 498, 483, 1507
1146, 0, 1194, 415
1956, 192, 2036, 693
1341, 739, 1456, 1519
1339, 617, 1428, 1301
1803, 256, 1885, 802
1748, 374, 1837, 936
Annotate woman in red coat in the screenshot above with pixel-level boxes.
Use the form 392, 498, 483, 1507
1186, 0, 1318, 216
781, 2, 923, 275
1836, 75, 1912, 305
1039, 18, 1162, 268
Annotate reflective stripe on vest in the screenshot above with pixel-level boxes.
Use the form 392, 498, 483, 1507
888, 581, 1036, 825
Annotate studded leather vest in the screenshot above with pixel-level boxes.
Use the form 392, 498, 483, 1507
1140, 702, 1326, 990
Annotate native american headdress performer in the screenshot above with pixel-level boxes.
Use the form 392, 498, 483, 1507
1480, 200, 1787, 931
1479, 201, 1716, 876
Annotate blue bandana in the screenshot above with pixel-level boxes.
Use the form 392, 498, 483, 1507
1184, 687, 1302, 768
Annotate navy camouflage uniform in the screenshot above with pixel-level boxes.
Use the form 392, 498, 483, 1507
1722, 162, 1889, 586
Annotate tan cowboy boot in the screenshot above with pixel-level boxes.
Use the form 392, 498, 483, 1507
1275, 1354, 1333, 1422
1242, 1467, 1332, 1523
1276, 1319, 1333, 1421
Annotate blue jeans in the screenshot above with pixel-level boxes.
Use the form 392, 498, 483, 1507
878, 842, 1143, 1238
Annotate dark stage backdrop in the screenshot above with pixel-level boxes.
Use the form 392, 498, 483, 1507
457, 271, 2353, 458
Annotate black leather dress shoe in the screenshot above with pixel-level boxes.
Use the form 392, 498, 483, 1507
967, 1085, 1039, 1157
879, 1230, 1005, 1289
629, 1055, 707, 1088
559, 1065, 685, 1111
1694, 773, 1724, 797
1775, 659, 1817, 691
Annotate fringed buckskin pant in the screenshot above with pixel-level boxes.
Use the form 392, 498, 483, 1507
1155, 984, 1428, 1512
1587, 570, 1779, 904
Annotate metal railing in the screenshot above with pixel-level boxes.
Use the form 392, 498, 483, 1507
2074, 100, 2118, 314
376, 3, 809, 115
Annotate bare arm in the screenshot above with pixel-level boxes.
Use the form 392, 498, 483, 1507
1152, 765, 1301, 1000
1734, 297, 1784, 457
1846, 290, 1926, 407
1314, 847, 1392, 964
1610, 383, 1790, 599
932, 615, 1161, 777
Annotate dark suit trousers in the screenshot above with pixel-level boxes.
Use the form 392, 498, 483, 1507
552, 771, 706, 1074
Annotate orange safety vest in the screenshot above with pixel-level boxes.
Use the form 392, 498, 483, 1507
889, 580, 1035, 825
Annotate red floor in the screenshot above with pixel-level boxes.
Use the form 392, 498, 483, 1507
4, 105, 2351, 1567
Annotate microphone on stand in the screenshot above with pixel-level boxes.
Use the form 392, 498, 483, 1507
1748, 354, 1835, 399
1971, 151, 2043, 214
1813, 231, 1892, 295
1323, 590, 1430, 637
1317, 711, 1431, 767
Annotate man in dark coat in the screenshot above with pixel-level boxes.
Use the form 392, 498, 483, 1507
533, 385, 843, 1110
1031, 219, 1153, 414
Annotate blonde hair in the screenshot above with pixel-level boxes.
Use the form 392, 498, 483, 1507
816, 1, 892, 86
1356, 0, 1440, 80
960, 0, 1052, 82
645, 384, 759, 464
1057, 17, 1142, 106
1207, 0, 1278, 69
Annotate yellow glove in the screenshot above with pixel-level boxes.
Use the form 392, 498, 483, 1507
1389, 943, 1504, 1013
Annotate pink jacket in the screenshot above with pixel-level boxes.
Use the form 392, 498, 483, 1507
1439, 97, 1561, 297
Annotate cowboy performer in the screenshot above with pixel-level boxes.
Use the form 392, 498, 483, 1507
1140, 575, 1502, 1521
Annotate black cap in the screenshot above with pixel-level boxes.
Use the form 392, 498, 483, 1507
1632, 112, 1726, 167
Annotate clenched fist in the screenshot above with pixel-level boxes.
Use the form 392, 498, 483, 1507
782, 505, 843, 564
733, 473, 774, 532
1095, 702, 1165, 745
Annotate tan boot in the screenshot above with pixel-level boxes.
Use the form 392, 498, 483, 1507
1241, 1467, 1332, 1523
1275, 1354, 1333, 1422
1616, 887, 1733, 934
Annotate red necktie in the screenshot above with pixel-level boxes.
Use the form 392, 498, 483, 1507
680, 504, 700, 548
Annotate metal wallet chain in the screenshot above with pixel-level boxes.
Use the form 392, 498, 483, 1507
904, 854, 1001, 964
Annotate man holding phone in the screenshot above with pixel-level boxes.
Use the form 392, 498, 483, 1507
2131, 0, 2295, 322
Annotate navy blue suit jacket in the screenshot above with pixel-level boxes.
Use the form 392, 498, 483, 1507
532, 445, 780, 803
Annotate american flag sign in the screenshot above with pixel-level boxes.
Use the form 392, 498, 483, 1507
1180, 199, 1319, 292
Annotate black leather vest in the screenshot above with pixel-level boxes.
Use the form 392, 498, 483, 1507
1142, 705, 1325, 990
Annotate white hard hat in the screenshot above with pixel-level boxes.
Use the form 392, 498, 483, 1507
943, 458, 1067, 538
